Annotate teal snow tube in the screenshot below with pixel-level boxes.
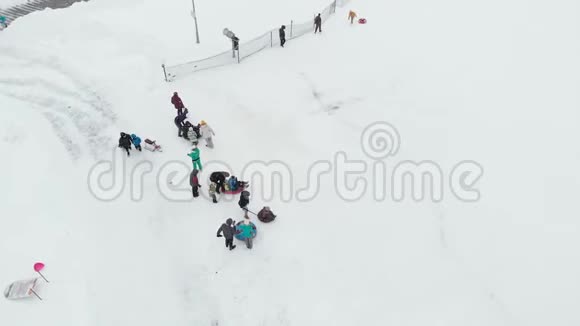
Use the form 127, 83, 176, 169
235, 221, 257, 241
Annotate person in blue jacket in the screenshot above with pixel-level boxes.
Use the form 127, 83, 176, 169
131, 134, 142, 151
0, 16, 7, 29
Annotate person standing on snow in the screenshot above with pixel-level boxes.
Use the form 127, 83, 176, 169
279, 25, 286, 47
181, 121, 192, 140
232, 35, 240, 51
171, 92, 186, 116
209, 182, 218, 203
187, 125, 199, 144
238, 190, 250, 211
118, 132, 132, 156
0, 16, 7, 29
187, 145, 202, 170
348, 10, 358, 24
174, 111, 187, 137
217, 218, 238, 250
210, 171, 228, 194
190, 169, 201, 198
199, 120, 215, 148
131, 134, 142, 151
314, 13, 322, 34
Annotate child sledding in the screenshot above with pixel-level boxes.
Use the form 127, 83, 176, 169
224, 175, 248, 194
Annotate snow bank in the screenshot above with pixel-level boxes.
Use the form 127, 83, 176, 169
0, 0, 29, 10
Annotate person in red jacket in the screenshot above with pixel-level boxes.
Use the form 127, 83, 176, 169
189, 169, 201, 198
171, 92, 185, 116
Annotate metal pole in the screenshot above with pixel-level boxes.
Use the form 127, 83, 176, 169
290, 20, 293, 38
29, 289, 42, 301
191, 0, 200, 44
161, 64, 168, 82
270, 31, 273, 47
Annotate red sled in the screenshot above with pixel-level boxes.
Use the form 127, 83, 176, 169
358, 18, 367, 24
223, 184, 247, 195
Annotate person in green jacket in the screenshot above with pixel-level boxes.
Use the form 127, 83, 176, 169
187, 145, 202, 170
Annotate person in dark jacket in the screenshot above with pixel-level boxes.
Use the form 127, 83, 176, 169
118, 132, 132, 156
171, 92, 185, 116
279, 25, 286, 47
238, 190, 250, 210
174, 112, 187, 137
232, 36, 240, 50
314, 14, 322, 33
210, 171, 229, 194
217, 218, 238, 250
190, 169, 201, 198
181, 122, 191, 140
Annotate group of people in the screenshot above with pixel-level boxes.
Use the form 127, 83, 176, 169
173, 92, 216, 149
216, 214, 257, 250
189, 170, 249, 204
118, 132, 142, 156
171, 90, 277, 250
117, 132, 162, 155
216, 206, 276, 250
277, 10, 358, 48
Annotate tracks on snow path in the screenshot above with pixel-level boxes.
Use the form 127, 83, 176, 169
0, 47, 116, 160
0, 0, 89, 26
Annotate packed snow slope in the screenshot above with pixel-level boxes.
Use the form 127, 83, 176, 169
1, 0, 579, 325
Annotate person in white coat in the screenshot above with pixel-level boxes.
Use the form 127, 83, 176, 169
199, 120, 216, 148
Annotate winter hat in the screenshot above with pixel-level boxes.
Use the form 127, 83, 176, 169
200, 120, 206, 125
131, 134, 136, 138
192, 169, 199, 176
242, 191, 250, 197
120, 132, 125, 136
226, 218, 233, 225
174, 92, 178, 95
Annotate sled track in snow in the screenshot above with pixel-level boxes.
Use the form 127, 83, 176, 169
0, 47, 116, 160
0, 0, 89, 26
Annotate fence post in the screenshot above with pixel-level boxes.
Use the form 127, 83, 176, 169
237, 50, 240, 63
290, 20, 293, 38
161, 64, 168, 82
270, 31, 273, 47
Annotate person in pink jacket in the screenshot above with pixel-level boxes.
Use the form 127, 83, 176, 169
171, 92, 185, 116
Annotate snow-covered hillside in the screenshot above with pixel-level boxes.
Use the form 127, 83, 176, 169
1, 0, 579, 325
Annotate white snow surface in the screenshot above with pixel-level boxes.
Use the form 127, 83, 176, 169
1, 0, 580, 325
